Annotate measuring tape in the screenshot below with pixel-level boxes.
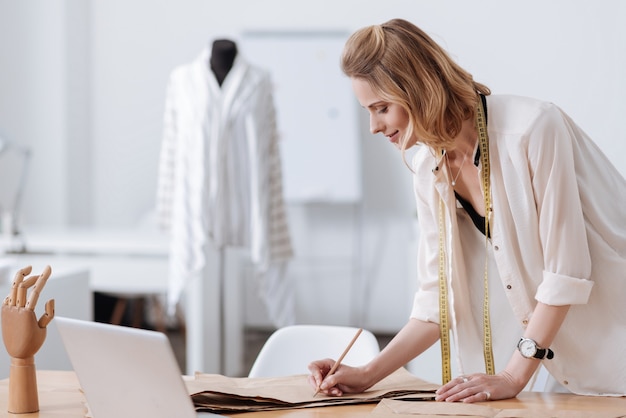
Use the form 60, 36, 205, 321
437, 198, 452, 383
438, 96, 494, 383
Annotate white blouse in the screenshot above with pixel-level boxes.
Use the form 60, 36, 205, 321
410, 94, 626, 396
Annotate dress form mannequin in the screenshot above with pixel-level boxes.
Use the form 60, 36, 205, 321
210, 39, 237, 86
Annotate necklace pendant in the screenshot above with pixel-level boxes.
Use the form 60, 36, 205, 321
445, 149, 467, 188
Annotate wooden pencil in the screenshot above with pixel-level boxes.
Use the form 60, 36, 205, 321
313, 328, 363, 396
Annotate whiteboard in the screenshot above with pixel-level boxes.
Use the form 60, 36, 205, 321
240, 31, 362, 203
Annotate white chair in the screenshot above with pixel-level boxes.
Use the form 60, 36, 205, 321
248, 325, 381, 378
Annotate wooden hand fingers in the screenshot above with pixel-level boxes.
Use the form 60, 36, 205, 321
3, 266, 52, 310
5, 265, 32, 306
38, 299, 55, 328
25, 265, 51, 310
17, 274, 39, 308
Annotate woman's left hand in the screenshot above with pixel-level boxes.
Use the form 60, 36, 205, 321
434, 371, 523, 403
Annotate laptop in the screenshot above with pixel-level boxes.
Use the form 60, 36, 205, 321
55, 316, 223, 418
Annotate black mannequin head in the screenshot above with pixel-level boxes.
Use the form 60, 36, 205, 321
210, 39, 237, 86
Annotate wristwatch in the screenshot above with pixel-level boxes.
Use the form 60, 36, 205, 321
517, 338, 554, 360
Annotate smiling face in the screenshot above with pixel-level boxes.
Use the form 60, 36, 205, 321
342, 20, 488, 152
352, 77, 417, 150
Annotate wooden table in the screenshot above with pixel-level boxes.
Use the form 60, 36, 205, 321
0, 371, 87, 417
0, 371, 624, 417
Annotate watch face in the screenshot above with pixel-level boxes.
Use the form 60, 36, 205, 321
519, 339, 537, 358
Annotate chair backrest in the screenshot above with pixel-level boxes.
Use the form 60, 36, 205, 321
248, 325, 380, 378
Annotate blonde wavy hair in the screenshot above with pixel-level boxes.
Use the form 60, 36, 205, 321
341, 18, 490, 153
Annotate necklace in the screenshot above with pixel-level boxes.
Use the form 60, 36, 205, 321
445, 150, 468, 186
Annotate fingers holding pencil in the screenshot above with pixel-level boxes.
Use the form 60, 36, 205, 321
313, 328, 362, 395
308, 359, 342, 396
308, 328, 367, 397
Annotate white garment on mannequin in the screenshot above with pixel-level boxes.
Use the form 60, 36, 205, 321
157, 47, 294, 327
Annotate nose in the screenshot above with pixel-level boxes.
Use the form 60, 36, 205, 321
370, 115, 383, 135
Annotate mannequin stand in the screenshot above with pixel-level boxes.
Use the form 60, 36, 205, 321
185, 245, 244, 376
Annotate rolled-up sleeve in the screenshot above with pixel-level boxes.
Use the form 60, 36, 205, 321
411, 290, 440, 323
536, 270, 594, 305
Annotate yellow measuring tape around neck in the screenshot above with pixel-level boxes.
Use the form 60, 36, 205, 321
438, 97, 494, 383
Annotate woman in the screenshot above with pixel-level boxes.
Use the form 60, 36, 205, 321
308, 18, 626, 402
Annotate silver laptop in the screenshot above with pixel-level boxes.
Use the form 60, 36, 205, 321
55, 316, 222, 418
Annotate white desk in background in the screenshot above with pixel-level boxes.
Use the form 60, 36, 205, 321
0, 226, 245, 377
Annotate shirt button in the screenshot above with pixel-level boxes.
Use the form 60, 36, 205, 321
522, 319, 529, 325
506, 284, 512, 290
494, 245, 500, 251
563, 380, 569, 385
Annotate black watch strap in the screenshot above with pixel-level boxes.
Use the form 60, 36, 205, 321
535, 347, 555, 360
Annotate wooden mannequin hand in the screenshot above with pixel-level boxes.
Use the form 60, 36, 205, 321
1, 265, 55, 413
1, 265, 55, 359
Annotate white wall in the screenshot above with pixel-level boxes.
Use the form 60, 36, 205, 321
1, 0, 625, 332
0, 1, 69, 225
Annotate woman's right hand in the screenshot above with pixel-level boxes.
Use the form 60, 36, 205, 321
307, 358, 372, 396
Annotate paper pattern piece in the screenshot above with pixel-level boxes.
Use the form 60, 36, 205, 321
187, 368, 438, 414
371, 398, 626, 418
